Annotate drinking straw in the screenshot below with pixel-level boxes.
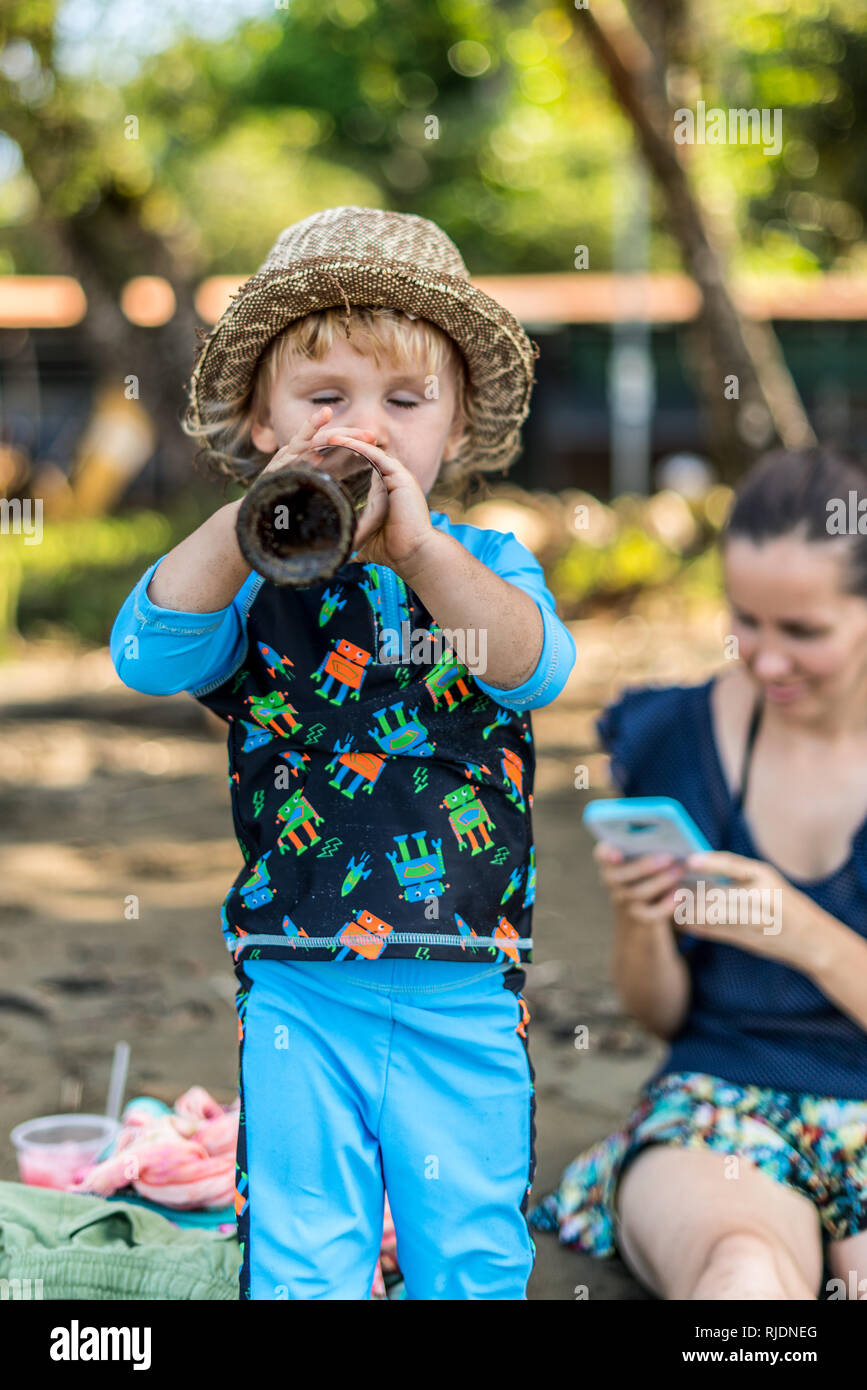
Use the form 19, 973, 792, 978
105, 1041, 130, 1122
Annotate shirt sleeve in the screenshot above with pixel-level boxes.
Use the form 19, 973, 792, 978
596, 684, 703, 956
431, 516, 576, 711
109, 554, 256, 697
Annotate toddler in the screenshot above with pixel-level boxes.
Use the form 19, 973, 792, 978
111, 206, 576, 1299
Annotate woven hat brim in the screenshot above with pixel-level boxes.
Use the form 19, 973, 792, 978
186, 258, 538, 473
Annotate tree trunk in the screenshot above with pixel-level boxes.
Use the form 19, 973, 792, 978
572, 0, 816, 480
46, 197, 203, 496
2, 10, 204, 504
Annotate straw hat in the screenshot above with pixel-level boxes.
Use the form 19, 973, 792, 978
185, 206, 540, 474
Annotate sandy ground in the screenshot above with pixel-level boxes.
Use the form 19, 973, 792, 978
0, 602, 725, 1299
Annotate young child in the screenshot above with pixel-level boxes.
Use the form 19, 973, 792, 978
110, 206, 576, 1300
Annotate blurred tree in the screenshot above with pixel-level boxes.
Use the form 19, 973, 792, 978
0, 0, 865, 493
573, 0, 816, 477
0, 1, 204, 486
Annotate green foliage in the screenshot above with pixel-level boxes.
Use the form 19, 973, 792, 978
5, 0, 864, 278
682, 0, 867, 272
552, 527, 681, 607
0, 492, 727, 655
548, 501, 725, 614
0, 506, 205, 650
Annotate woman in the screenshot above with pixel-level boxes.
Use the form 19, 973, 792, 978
530, 447, 867, 1300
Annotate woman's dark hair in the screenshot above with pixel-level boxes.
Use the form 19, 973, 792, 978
724, 446, 867, 597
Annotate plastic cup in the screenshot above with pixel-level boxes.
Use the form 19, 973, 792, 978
9, 1113, 120, 1191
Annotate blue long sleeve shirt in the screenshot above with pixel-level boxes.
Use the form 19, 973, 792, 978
110, 510, 576, 971
110, 510, 576, 711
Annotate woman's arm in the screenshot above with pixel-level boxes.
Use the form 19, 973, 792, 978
595, 845, 693, 1041
809, 908, 867, 1033
686, 849, 867, 1032
611, 908, 692, 1041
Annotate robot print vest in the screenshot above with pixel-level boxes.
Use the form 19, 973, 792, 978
193, 559, 537, 970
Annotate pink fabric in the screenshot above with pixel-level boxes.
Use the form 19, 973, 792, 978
372, 1197, 398, 1299
73, 1087, 238, 1209
73, 1086, 400, 1296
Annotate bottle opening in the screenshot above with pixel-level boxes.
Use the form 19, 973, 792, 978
254, 486, 342, 560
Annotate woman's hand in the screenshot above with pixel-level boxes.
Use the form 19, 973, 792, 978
593, 842, 685, 928
680, 851, 827, 972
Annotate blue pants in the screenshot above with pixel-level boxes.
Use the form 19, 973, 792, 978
234, 956, 537, 1299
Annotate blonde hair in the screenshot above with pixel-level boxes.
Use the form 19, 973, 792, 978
183, 306, 482, 508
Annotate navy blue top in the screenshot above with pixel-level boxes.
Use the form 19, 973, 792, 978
597, 679, 867, 1099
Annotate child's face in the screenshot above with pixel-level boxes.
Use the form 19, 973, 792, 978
250, 336, 465, 497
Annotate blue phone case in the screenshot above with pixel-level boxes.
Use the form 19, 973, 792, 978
582, 797, 720, 878
583, 806, 733, 889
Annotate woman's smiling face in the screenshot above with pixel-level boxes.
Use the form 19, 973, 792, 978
723, 529, 867, 720
250, 336, 465, 498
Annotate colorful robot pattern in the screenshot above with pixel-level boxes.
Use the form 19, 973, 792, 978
440, 783, 496, 855
246, 690, 301, 737
335, 909, 393, 961
325, 735, 385, 798
312, 637, 372, 705
239, 851, 275, 909
275, 787, 324, 854
387, 832, 448, 902
199, 570, 537, 967
369, 702, 435, 757
422, 623, 473, 712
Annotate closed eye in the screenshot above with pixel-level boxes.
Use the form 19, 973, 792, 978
311, 395, 419, 409
734, 607, 829, 639
780, 623, 830, 639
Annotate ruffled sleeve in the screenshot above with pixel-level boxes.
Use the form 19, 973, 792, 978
596, 684, 689, 796
596, 682, 712, 958
854, 825, 867, 899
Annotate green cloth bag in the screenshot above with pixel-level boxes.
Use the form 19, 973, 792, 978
0, 1181, 240, 1300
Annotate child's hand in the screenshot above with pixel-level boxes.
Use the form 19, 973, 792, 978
258, 406, 378, 481
324, 432, 436, 575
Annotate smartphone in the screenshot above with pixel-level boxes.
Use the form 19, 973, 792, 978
582, 796, 727, 884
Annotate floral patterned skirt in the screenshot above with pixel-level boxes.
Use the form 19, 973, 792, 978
528, 1070, 867, 1256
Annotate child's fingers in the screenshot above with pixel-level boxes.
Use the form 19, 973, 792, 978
293, 407, 334, 450
315, 426, 379, 449
260, 423, 381, 480
325, 434, 406, 482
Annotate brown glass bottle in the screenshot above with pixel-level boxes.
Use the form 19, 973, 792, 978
236, 444, 388, 587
